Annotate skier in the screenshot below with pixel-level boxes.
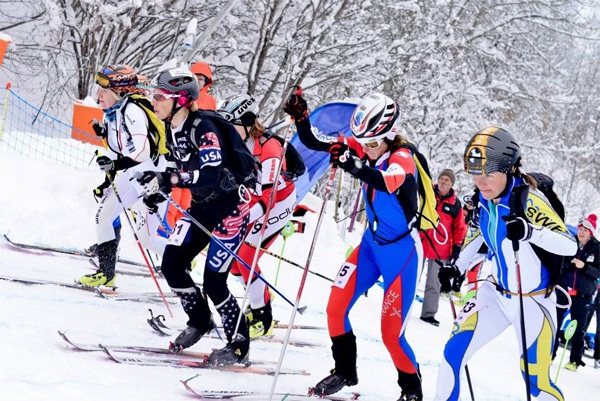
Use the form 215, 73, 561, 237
79, 64, 168, 287
554, 213, 600, 371
284, 92, 425, 401
136, 68, 256, 365
217, 94, 297, 338
434, 127, 577, 401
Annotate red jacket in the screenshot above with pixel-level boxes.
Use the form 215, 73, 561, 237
420, 186, 467, 260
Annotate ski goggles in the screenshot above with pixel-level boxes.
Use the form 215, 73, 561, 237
358, 137, 384, 149
95, 73, 137, 89
150, 92, 183, 102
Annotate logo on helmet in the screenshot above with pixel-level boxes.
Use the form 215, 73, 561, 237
353, 111, 364, 128
237, 97, 256, 115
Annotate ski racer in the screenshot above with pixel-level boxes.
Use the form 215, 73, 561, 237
136, 68, 256, 365
434, 126, 577, 401
284, 92, 425, 401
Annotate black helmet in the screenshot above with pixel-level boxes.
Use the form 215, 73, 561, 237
464, 126, 520, 175
150, 68, 200, 104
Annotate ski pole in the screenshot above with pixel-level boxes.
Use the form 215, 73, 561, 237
268, 167, 337, 401
245, 241, 334, 283
512, 239, 532, 401
232, 87, 303, 340
449, 296, 475, 401
555, 319, 577, 383
347, 184, 362, 232
99, 161, 173, 317
158, 190, 306, 314
274, 221, 295, 286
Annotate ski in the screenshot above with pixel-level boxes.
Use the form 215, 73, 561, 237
146, 316, 320, 348
58, 330, 210, 358
181, 383, 359, 400
3, 233, 144, 267
100, 346, 309, 375
0, 274, 118, 296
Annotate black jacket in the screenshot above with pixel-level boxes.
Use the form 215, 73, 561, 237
560, 237, 600, 298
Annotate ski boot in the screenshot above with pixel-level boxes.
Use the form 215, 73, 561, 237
397, 368, 423, 401
247, 302, 274, 339
398, 392, 423, 401
172, 317, 217, 352
78, 271, 116, 288
311, 369, 358, 396
207, 337, 250, 366
311, 331, 358, 396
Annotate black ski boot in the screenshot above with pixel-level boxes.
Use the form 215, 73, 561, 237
172, 316, 216, 352
312, 331, 358, 396
397, 368, 423, 401
208, 337, 250, 366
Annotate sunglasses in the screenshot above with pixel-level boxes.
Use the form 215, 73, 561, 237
361, 138, 383, 149
150, 92, 182, 102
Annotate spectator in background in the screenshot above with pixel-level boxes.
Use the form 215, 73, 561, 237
190, 61, 217, 110
593, 286, 600, 368
419, 169, 467, 326
554, 214, 600, 371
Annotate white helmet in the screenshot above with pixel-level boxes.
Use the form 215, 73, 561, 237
350, 93, 399, 145
218, 94, 259, 126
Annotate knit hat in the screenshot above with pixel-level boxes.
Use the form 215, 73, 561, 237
439, 169, 456, 186
579, 214, 598, 238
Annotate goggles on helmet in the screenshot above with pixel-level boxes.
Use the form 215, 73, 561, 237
95, 72, 138, 89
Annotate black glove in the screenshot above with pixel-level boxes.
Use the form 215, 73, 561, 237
328, 143, 361, 174
96, 155, 114, 172
502, 214, 532, 241
451, 273, 466, 293
136, 171, 166, 196
92, 121, 107, 138
283, 94, 308, 122
438, 262, 461, 294
451, 244, 462, 263
143, 193, 166, 214
93, 178, 111, 202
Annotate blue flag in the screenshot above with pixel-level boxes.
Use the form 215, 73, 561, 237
290, 102, 357, 203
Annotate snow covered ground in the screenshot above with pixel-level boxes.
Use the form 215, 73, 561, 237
0, 150, 599, 401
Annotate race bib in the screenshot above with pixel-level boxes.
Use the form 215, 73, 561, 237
455, 298, 484, 324
333, 262, 357, 289
168, 219, 191, 246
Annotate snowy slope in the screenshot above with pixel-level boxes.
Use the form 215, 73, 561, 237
0, 151, 599, 401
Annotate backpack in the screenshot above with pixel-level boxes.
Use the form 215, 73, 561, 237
507, 172, 567, 295
262, 132, 306, 181
121, 94, 169, 159
398, 142, 440, 232
189, 110, 259, 189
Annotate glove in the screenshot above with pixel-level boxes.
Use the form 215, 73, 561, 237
143, 193, 166, 214
92, 121, 107, 138
451, 244, 462, 263
451, 273, 466, 293
136, 171, 165, 196
328, 143, 360, 174
502, 214, 532, 241
96, 155, 114, 172
283, 94, 308, 122
438, 262, 461, 294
